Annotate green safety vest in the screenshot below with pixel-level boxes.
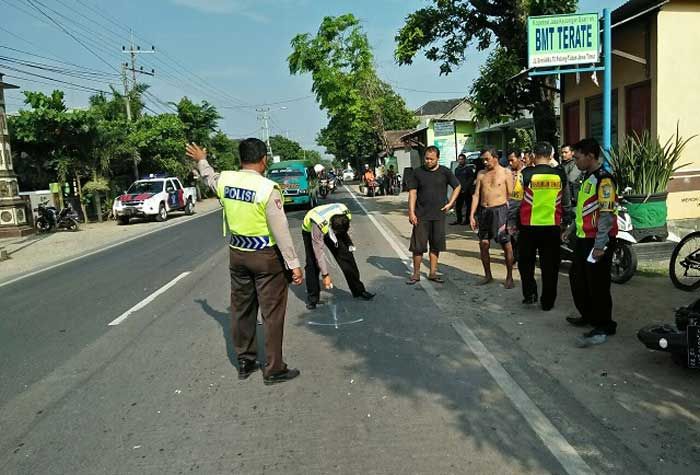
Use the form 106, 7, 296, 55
520, 168, 565, 226
575, 169, 617, 238
216, 171, 279, 251
302, 203, 352, 234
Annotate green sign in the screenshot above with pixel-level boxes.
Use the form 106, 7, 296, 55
528, 13, 599, 69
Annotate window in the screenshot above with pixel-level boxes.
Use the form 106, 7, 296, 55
586, 90, 618, 149
626, 81, 651, 137
563, 102, 580, 145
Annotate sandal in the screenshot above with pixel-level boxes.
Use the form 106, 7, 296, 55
427, 275, 445, 284
406, 276, 420, 285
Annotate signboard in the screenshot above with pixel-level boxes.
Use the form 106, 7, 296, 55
433, 120, 455, 137
528, 13, 599, 69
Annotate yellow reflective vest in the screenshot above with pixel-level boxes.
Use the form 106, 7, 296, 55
302, 203, 352, 234
216, 170, 279, 250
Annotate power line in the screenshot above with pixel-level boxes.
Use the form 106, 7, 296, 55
220, 95, 315, 109
0, 45, 118, 76
24, 0, 119, 73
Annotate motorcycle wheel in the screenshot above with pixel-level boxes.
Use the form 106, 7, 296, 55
66, 218, 79, 231
35, 217, 51, 233
184, 198, 195, 215
320, 188, 328, 199
669, 231, 700, 291
611, 242, 637, 284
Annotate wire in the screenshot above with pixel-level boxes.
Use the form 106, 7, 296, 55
220, 95, 315, 109
24, 0, 119, 73
0, 64, 115, 93
0, 46, 117, 76
3, 73, 115, 95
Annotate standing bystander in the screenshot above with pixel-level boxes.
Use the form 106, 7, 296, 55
451, 153, 476, 226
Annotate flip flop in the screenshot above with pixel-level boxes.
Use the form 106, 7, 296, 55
406, 277, 420, 285
427, 275, 445, 284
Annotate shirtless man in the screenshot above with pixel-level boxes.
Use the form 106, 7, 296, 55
470, 148, 515, 288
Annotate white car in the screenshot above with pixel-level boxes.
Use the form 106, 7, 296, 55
342, 168, 355, 181
113, 175, 196, 225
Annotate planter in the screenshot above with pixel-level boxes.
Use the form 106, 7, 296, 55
624, 192, 668, 241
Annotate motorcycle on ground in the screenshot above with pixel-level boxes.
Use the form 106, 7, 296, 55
34, 200, 80, 233
637, 298, 700, 368
319, 178, 330, 199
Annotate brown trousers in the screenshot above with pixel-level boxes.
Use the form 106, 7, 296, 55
229, 247, 289, 377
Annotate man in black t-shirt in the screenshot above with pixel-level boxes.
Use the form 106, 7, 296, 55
406, 146, 461, 285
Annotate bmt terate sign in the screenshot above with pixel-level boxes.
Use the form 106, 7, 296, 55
528, 13, 599, 69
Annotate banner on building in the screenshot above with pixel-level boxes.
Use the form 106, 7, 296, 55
528, 13, 599, 69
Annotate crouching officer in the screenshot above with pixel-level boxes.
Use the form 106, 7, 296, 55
186, 139, 303, 385
517, 142, 571, 311
302, 202, 375, 310
564, 138, 618, 347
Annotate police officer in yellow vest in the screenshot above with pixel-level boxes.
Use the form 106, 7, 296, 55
186, 139, 303, 385
564, 138, 618, 347
301, 202, 375, 310
518, 142, 571, 311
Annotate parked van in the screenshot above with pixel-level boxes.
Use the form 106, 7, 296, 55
267, 160, 319, 209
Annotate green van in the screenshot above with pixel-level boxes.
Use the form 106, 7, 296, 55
267, 160, 319, 209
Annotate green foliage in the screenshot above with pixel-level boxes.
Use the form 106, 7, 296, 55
289, 14, 417, 166
208, 130, 240, 171
512, 128, 535, 152
130, 114, 188, 178
395, 0, 577, 144
174, 97, 221, 144
269, 135, 304, 161
608, 126, 695, 195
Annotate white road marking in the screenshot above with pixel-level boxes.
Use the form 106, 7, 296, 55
0, 207, 219, 290
108, 272, 191, 326
343, 184, 595, 475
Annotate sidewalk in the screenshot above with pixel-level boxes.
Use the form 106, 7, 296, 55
362, 190, 700, 472
0, 198, 221, 284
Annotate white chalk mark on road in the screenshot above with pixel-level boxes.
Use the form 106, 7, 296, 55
343, 184, 595, 475
108, 272, 191, 326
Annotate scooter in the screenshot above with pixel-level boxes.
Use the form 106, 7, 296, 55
34, 200, 80, 233
638, 298, 700, 368
560, 203, 638, 284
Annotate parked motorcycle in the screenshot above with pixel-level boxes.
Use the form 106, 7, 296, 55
638, 298, 700, 368
386, 174, 402, 195
328, 173, 338, 194
560, 203, 638, 284
34, 200, 80, 233
669, 231, 700, 291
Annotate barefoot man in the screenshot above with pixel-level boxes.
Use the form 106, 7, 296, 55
470, 148, 515, 288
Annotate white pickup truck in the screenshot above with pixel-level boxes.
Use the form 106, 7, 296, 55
113, 175, 197, 225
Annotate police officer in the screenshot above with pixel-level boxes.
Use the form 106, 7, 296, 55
186, 139, 303, 385
518, 142, 571, 311
302, 202, 375, 309
564, 138, 618, 347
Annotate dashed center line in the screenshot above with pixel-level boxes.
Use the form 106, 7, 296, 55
108, 272, 191, 326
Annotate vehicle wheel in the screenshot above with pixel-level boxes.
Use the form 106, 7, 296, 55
117, 216, 130, 226
67, 218, 80, 231
670, 231, 700, 291
611, 242, 637, 284
184, 199, 195, 215
156, 203, 168, 222
35, 217, 51, 233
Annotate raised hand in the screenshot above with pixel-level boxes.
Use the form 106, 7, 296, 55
185, 143, 207, 162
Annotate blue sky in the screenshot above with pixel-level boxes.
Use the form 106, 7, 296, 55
2, 0, 625, 153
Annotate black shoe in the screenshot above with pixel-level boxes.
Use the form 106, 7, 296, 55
237, 359, 259, 380
541, 303, 554, 312
356, 291, 375, 301
263, 368, 300, 386
522, 295, 538, 305
566, 317, 590, 327
306, 302, 317, 310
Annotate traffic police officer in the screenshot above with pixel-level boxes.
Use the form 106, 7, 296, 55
302, 202, 375, 309
565, 138, 618, 347
186, 139, 303, 385
518, 142, 571, 310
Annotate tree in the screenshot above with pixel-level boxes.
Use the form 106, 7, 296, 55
269, 135, 304, 161
289, 14, 417, 167
173, 97, 221, 145
208, 131, 239, 171
395, 0, 578, 145
130, 114, 188, 179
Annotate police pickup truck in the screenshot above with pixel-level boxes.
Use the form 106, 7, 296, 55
113, 175, 197, 225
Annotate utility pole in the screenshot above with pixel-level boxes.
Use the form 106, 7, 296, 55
256, 107, 273, 157
121, 33, 156, 180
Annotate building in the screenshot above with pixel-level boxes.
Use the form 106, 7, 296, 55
401, 98, 477, 167
560, 0, 700, 220
473, 113, 536, 153
381, 129, 421, 175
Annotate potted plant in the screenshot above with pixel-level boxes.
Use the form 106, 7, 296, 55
607, 124, 695, 240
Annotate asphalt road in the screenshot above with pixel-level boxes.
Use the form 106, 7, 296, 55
0, 187, 690, 474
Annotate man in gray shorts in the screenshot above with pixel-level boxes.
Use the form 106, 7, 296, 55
470, 148, 515, 288
406, 146, 461, 284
